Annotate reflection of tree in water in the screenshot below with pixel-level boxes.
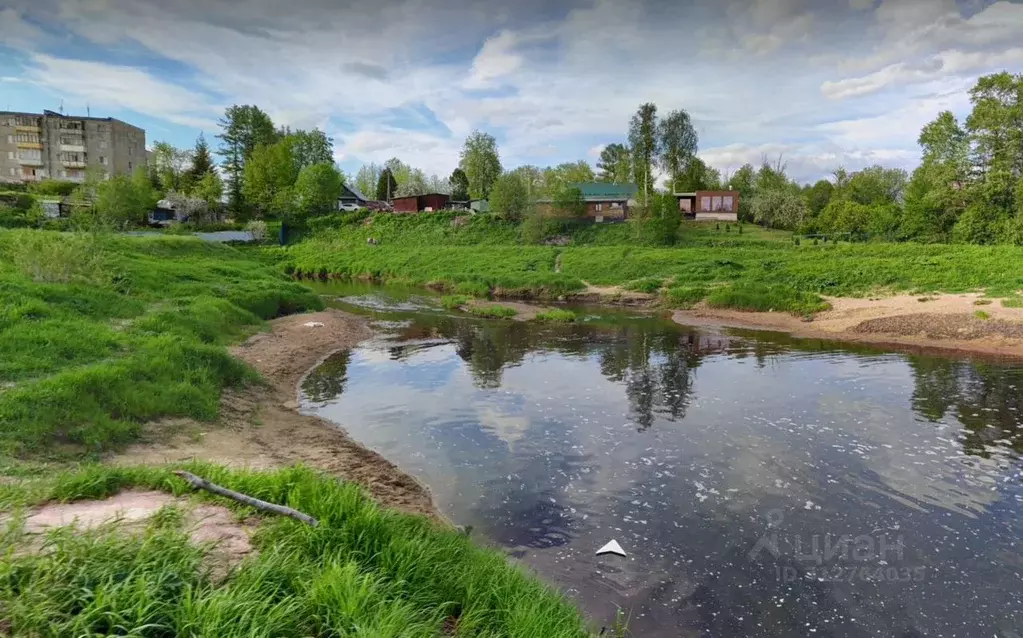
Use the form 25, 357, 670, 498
909, 357, 1023, 457
301, 349, 352, 403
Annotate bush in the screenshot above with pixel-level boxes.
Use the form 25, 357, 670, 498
706, 283, 830, 315
246, 219, 269, 242
9, 232, 109, 285
534, 308, 576, 322
467, 304, 518, 319
28, 180, 78, 197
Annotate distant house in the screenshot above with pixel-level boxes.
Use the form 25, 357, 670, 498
675, 190, 739, 222
469, 199, 489, 214
391, 193, 450, 213
537, 182, 638, 221
337, 184, 370, 209
447, 200, 471, 211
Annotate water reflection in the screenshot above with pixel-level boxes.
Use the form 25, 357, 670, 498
300, 287, 1023, 637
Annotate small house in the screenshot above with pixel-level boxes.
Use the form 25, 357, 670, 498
676, 190, 739, 222
469, 199, 489, 213
337, 184, 370, 209
536, 182, 638, 221
391, 193, 450, 213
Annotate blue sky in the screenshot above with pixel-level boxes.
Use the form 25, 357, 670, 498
2, 0, 1022, 183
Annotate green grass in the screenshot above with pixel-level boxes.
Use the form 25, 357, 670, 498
706, 283, 831, 315
466, 304, 518, 319
1003, 296, 1023, 308
663, 286, 707, 309
0, 463, 593, 637
534, 309, 577, 323
975, 310, 991, 320
441, 294, 471, 310
0, 230, 322, 456
622, 277, 663, 294
285, 214, 1023, 303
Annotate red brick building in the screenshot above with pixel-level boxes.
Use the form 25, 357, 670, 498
390, 193, 450, 213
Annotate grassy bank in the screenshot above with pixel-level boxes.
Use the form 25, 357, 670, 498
285, 213, 1023, 311
0, 463, 593, 636
0, 230, 321, 457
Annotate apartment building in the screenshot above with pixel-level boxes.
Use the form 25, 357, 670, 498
0, 110, 146, 184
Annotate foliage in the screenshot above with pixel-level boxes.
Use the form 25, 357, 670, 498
658, 108, 699, 191
553, 186, 587, 219
459, 130, 503, 199
245, 220, 269, 242
441, 295, 471, 310
489, 172, 531, 221
288, 128, 334, 169
93, 174, 148, 229
728, 163, 757, 222
376, 167, 398, 201
217, 104, 278, 212
295, 162, 343, 218
450, 168, 470, 201
675, 157, 719, 193
150, 141, 193, 194
193, 170, 225, 212
623, 277, 663, 293
751, 188, 807, 230
355, 163, 382, 198
542, 162, 595, 198
27, 180, 77, 197
243, 138, 299, 218
0, 464, 592, 637
596, 143, 632, 184
189, 133, 216, 182
534, 309, 577, 323
706, 283, 830, 315
628, 103, 658, 200
0, 231, 322, 455
466, 304, 518, 318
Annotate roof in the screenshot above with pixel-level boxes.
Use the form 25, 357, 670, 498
570, 182, 638, 201
340, 184, 369, 202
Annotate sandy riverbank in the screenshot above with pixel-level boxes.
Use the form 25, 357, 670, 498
673, 292, 1023, 359
118, 309, 438, 518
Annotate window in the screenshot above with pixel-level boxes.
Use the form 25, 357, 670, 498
99, 141, 107, 150
17, 149, 41, 161
5, 135, 11, 144
6, 151, 12, 160
595, 215, 604, 223
4, 118, 12, 126
8, 168, 14, 176
700, 196, 711, 211
712, 196, 722, 211
16, 133, 40, 144
99, 156, 108, 166
595, 203, 603, 211
722, 196, 733, 211
128, 161, 133, 171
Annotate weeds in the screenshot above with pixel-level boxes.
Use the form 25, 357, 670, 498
0, 463, 593, 637
623, 277, 663, 294
441, 295, 470, 310
466, 305, 518, 319
534, 309, 577, 323
706, 283, 831, 315
1003, 297, 1023, 308
975, 310, 991, 320
662, 286, 707, 309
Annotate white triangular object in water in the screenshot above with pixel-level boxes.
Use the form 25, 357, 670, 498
596, 539, 626, 557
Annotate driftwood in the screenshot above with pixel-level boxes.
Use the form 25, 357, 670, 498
173, 470, 319, 527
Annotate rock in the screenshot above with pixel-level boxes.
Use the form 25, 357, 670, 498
303, 322, 325, 328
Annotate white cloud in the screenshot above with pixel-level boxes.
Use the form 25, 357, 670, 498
464, 30, 523, 89
22, 53, 221, 129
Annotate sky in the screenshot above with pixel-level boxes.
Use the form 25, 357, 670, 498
1, 0, 1021, 184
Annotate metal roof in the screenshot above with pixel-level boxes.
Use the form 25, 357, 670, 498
571, 182, 638, 200
341, 184, 369, 202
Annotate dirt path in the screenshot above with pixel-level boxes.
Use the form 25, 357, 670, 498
117, 310, 438, 518
674, 293, 1023, 359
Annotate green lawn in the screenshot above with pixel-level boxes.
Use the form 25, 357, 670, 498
0, 230, 321, 456
0, 463, 594, 637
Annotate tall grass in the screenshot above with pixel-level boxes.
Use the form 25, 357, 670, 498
0, 231, 321, 456
466, 305, 518, 319
0, 463, 593, 637
534, 309, 577, 323
706, 283, 831, 315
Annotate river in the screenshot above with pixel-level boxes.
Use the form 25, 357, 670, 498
299, 282, 1023, 637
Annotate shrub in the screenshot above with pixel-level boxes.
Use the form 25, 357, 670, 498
706, 283, 830, 315
467, 304, 518, 319
28, 179, 78, 197
246, 219, 269, 242
10, 232, 109, 285
534, 308, 576, 322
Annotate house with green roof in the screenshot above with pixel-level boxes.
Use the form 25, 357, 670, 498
537, 182, 639, 221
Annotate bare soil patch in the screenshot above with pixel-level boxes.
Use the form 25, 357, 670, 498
674, 293, 1023, 359
118, 310, 438, 518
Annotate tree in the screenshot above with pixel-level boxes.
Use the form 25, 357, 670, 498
395, 168, 429, 196
597, 143, 632, 183
728, 163, 757, 222
628, 103, 658, 201
216, 104, 277, 211
450, 168, 470, 200
93, 174, 143, 230
541, 161, 595, 198
242, 137, 299, 218
552, 186, 586, 219
751, 189, 806, 229
805, 179, 835, 217
427, 174, 450, 194
459, 130, 502, 199
755, 157, 790, 193
189, 134, 215, 182
150, 141, 191, 193
385, 157, 411, 191
131, 166, 159, 215
376, 168, 398, 201
919, 111, 970, 169
676, 157, 715, 192
845, 165, 908, 207
488, 172, 530, 221
510, 165, 544, 198
289, 129, 334, 169
658, 109, 698, 192
194, 170, 224, 212
355, 163, 381, 198
295, 162, 343, 218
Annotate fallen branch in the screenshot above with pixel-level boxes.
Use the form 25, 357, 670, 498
173, 470, 319, 527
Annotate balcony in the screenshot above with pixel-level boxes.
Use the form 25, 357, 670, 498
15, 124, 41, 132
17, 157, 43, 167
16, 141, 42, 150
62, 160, 87, 168
60, 144, 86, 153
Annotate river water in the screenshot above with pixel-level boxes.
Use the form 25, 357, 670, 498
300, 283, 1023, 638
